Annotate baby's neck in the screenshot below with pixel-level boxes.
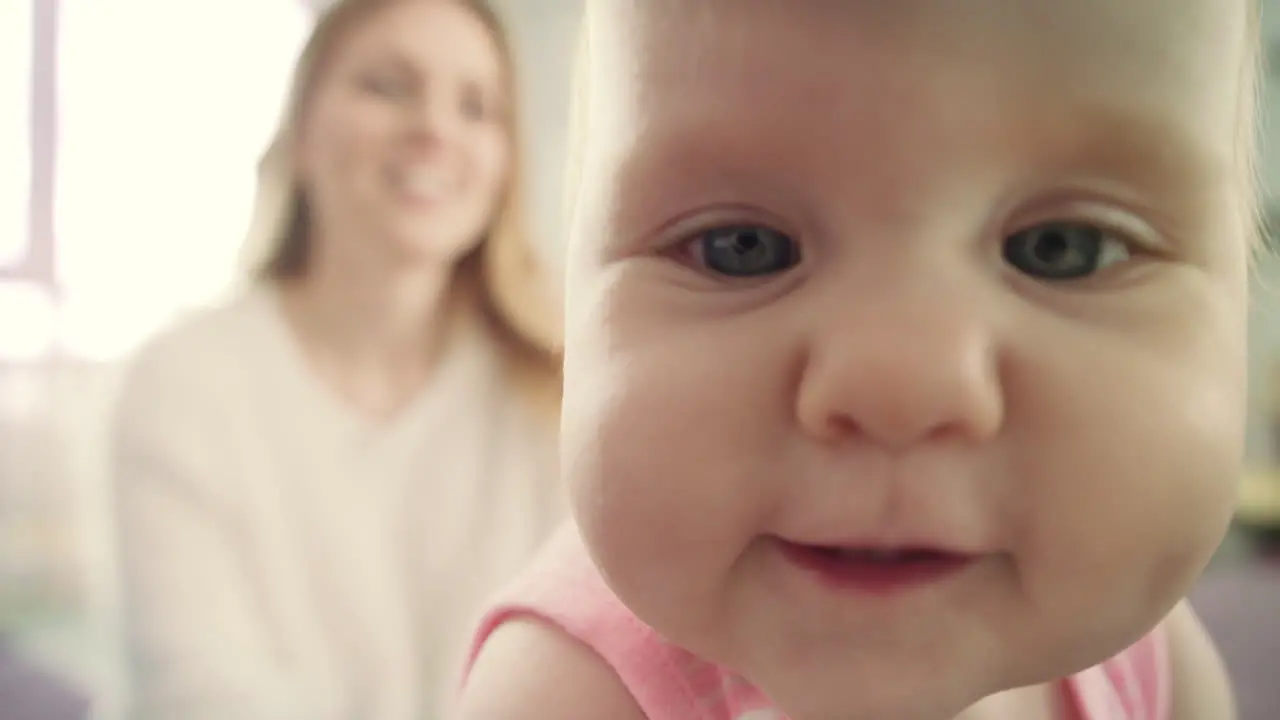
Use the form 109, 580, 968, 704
953, 682, 1064, 720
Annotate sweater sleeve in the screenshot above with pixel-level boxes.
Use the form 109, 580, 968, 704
110, 325, 342, 720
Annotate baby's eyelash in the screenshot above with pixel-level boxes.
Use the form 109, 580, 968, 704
1010, 198, 1168, 257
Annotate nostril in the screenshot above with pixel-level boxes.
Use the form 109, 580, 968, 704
824, 414, 861, 440
795, 341, 1005, 449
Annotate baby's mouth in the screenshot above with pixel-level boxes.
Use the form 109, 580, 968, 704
777, 541, 974, 596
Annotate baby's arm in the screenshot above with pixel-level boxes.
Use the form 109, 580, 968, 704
455, 618, 648, 720
1165, 600, 1235, 720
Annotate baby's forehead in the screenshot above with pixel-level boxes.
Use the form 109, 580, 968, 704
588, 0, 1248, 111
592, 0, 1247, 54
573, 0, 1250, 209
559, 0, 1256, 272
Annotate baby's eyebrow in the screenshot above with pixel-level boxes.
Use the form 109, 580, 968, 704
590, 97, 1240, 261
634, 105, 1227, 192
1047, 103, 1235, 201
600, 130, 777, 245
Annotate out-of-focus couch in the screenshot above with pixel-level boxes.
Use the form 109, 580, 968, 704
0, 637, 90, 720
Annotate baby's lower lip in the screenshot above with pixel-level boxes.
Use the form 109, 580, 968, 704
777, 540, 974, 596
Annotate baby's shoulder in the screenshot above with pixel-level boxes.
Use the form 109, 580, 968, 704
458, 526, 726, 719
457, 526, 647, 719
459, 613, 649, 720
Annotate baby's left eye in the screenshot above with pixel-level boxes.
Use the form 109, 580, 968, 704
692, 225, 801, 278
1002, 222, 1130, 281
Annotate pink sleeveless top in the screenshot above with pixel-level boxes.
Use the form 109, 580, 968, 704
465, 528, 1170, 720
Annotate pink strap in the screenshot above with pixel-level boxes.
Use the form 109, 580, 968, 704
1065, 625, 1170, 719
463, 527, 728, 719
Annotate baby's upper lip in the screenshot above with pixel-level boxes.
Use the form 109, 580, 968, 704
775, 534, 981, 557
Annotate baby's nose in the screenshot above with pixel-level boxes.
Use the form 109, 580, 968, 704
794, 287, 1005, 449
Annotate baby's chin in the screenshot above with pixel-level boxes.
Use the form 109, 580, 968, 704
749, 656, 1060, 720
719, 596, 1165, 720
756, 668, 1000, 720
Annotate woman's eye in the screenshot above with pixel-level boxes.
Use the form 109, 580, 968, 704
1002, 222, 1130, 281
460, 91, 488, 122
362, 74, 411, 98
693, 225, 800, 278
459, 82, 501, 123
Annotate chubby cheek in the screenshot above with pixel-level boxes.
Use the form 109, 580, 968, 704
561, 291, 793, 639
1009, 299, 1244, 659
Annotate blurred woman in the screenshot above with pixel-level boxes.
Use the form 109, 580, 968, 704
110, 1, 562, 718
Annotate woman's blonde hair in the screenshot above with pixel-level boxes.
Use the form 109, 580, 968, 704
242, 0, 561, 418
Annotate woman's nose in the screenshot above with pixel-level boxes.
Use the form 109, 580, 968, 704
405, 93, 458, 145
794, 282, 1005, 450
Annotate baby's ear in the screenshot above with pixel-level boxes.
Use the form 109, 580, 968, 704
456, 618, 647, 720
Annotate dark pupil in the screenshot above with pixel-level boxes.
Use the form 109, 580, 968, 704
1004, 223, 1102, 280
1033, 229, 1070, 265
704, 227, 792, 276
730, 232, 761, 257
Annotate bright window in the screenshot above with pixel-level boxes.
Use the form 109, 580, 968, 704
0, 281, 55, 362
55, 0, 311, 360
0, 0, 31, 269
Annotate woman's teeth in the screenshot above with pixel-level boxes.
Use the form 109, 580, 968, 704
398, 171, 451, 200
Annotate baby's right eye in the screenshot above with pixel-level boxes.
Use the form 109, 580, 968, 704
690, 225, 801, 278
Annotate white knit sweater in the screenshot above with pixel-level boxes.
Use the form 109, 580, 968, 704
111, 287, 563, 720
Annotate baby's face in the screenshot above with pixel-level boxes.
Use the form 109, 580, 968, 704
560, 1, 1253, 717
